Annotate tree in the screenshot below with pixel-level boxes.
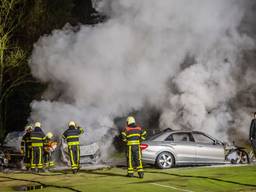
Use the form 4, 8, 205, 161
0, 0, 34, 139
0, 0, 97, 140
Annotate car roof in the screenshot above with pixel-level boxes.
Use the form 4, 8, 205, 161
163, 130, 205, 134
148, 129, 212, 141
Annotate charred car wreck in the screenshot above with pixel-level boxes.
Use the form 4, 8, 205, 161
0, 132, 24, 170
60, 139, 101, 165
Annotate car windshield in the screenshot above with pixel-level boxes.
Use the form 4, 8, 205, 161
192, 133, 215, 144
3, 131, 24, 150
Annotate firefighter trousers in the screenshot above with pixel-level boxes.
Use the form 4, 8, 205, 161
44, 152, 54, 168
68, 144, 80, 170
31, 146, 43, 169
252, 139, 256, 157
24, 147, 31, 168
127, 145, 143, 174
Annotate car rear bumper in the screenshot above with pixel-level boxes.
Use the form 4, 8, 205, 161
142, 150, 157, 164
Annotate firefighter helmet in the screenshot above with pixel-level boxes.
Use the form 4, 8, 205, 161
35, 122, 41, 128
126, 116, 136, 125
25, 125, 32, 132
68, 121, 76, 127
46, 132, 53, 139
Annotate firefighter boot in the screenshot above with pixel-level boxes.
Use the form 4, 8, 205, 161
138, 172, 144, 179
38, 168, 46, 173
31, 168, 36, 174
126, 173, 134, 177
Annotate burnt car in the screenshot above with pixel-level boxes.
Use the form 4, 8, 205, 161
60, 127, 118, 166
141, 129, 249, 169
0, 132, 24, 169
60, 139, 101, 165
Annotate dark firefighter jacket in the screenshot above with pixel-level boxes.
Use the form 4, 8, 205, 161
31, 127, 46, 147
121, 124, 147, 145
21, 132, 31, 151
250, 119, 256, 139
62, 127, 84, 145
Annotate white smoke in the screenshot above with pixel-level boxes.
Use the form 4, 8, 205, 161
29, 0, 255, 151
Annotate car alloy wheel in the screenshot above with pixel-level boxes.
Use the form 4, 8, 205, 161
156, 152, 174, 169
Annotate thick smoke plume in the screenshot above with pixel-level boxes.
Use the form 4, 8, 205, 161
29, 0, 256, 153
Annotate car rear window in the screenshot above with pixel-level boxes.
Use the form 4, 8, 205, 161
148, 132, 167, 141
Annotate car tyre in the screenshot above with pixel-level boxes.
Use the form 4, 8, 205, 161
156, 152, 175, 169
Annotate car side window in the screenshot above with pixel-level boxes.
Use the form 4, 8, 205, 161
192, 133, 214, 144
165, 133, 191, 142
165, 134, 173, 141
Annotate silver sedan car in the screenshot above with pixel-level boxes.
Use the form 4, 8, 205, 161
141, 129, 227, 169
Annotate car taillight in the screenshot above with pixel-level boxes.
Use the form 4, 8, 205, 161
140, 144, 148, 150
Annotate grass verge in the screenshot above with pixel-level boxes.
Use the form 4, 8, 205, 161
0, 165, 255, 192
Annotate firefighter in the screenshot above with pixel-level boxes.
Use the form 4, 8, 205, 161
121, 116, 147, 178
62, 121, 84, 174
30, 122, 45, 173
20, 125, 32, 170
43, 132, 55, 169
249, 112, 256, 157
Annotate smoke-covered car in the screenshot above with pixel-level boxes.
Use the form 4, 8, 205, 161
60, 127, 118, 166
60, 139, 101, 165
0, 132, 24, 169
141, 129, 249, 169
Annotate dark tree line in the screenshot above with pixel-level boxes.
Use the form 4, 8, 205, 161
0, 0, 100, 141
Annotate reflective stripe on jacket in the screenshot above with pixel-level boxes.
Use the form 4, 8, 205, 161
21, 132, 32, 150
121, 126, 147, 145
30, 127, 45, 147
62, 127, 84, 145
